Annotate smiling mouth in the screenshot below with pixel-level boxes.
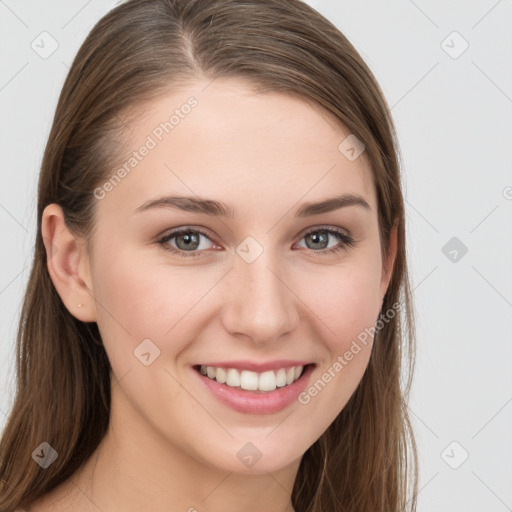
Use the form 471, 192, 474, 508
193, 363, 314, 393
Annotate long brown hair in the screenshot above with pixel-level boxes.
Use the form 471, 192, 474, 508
0, 1, 418, 510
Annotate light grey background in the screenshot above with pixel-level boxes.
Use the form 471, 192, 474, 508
1, 1, 511, 510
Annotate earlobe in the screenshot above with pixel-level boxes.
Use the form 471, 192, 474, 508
41, 203, 96, 322
380, 219, 398, 302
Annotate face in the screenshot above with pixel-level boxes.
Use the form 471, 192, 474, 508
58, 78, 395, 475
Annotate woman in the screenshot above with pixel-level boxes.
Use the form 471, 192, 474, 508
0, 0, 418, 510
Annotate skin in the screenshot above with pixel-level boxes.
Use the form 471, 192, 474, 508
32, 77, 397, 512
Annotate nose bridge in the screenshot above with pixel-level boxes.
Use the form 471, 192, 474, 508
223, 240, 298, 341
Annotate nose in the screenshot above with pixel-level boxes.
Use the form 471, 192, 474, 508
220, 247, 300, 344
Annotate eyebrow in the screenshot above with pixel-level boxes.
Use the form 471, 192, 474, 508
135, 193, 371, 218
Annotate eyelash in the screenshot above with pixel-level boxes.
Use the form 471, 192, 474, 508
156, 226, 356, 259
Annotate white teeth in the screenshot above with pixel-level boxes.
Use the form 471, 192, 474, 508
216, 367, 227, 384
275, 368, 287, 387
258, 370, 277, 392
198, 364, 307, 392
240, 370, 259, 391
226, 368, 241, 387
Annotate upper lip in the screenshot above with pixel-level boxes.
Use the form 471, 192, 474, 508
195, 360, 314, 373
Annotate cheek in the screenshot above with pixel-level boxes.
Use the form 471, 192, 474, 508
293, 255, 382, 417
90, 245, 222, 365
303, 254, 382, 347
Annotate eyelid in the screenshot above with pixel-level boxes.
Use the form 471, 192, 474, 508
297, 224, 351, 239
157, 226, 220, 250
156, 224, 356, 257
295, 225, 355, 251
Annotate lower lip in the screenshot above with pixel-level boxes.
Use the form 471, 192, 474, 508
193, 364, 315, 415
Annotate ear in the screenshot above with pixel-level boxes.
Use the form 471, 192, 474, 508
379, 219, 398, 302
41, 203, 97, 322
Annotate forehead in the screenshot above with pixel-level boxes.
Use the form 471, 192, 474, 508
99, 77, 377, 220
